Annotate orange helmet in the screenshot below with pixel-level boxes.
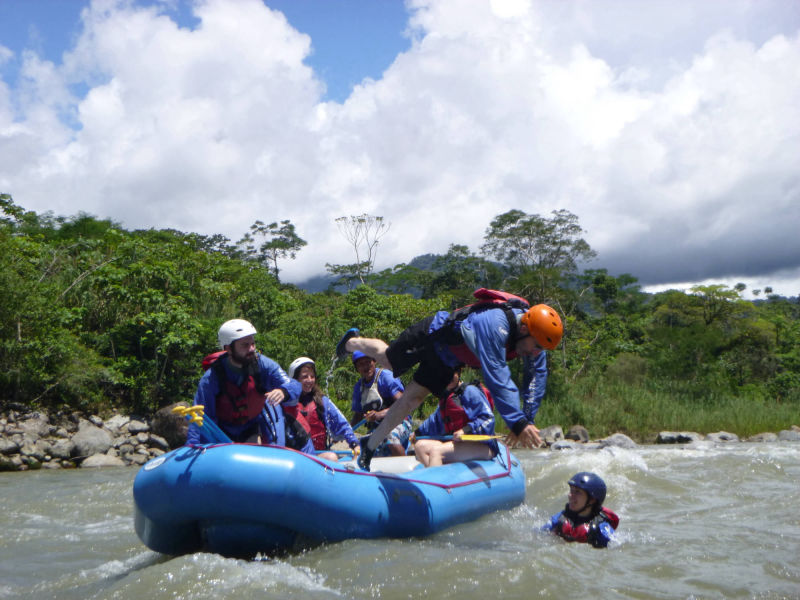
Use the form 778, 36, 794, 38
520, 304, 563, 350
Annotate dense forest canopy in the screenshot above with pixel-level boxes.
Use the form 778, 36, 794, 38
2, 194, 798, 439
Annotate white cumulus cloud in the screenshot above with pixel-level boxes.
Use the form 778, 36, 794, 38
1, 0, 799, 298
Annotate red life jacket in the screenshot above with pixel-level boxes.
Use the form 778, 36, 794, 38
439, 381, 495, 434
441, 288, 530, 368
554, 507, 620, 543
296, 397, 328, 450
203, 352, 267, 425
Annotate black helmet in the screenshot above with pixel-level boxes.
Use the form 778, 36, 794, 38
568, 472, 606, 505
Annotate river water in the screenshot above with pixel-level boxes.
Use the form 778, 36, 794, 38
1, 442, 798, 600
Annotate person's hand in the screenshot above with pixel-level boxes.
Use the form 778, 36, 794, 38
505, 424, 542, 449
452, 429, 464, 441
409, 432, 417, 444
351, 445, 361, 458
365, 410, 379, 422
265, 389, 285, 406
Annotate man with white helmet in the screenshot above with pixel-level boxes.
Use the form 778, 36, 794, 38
187, 319, 311, 452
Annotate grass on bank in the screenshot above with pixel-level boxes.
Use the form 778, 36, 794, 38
534, 377, 799, 443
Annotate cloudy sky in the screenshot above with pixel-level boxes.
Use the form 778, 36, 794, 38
1, 0, 799, 297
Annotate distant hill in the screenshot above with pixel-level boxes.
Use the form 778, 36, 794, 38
294, 253, 442, 293
294, 273, 339, 293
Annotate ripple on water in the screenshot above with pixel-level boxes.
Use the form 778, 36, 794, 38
2, 443, 799, 599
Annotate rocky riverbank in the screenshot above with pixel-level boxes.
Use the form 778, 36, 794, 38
1, 404, 798, 472
0, 403, 189, 471
536, 423, 800, 450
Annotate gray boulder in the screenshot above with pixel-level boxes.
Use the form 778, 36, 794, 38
127, 453, 149, 466
72, 420, 113, 457
104, 415, 130, 434
118, 443, 135, 456
80, 453, 126, 468
0, 455, 20, 472
19, 413, 51, 438
539, 424, 564, 446
778, 429, 800, 442
148, 434, 170, 451
53, 427, 71, 438
599, 433, 637, 449
127, 419, 150, 434
705, 431, 740, 443
745, 432, 778, 443
150, 402, 189, 449
0, 438, 20, 455
657, 431, 704, 444
565, 425, 590, 443
50, 439, 76, 460
20, 439, 51, 461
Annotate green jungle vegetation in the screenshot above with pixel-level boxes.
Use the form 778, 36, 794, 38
2, 193, 798, 441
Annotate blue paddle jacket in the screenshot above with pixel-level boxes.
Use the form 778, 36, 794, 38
522, 351, 548, 424
351, 368, 405, 415
187, 353, 308, 451
416, 383, 495, 437
429, 307, 531, 435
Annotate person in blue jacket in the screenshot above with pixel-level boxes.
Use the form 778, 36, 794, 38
522, 351, 548, 425
286, 356, 359, 461
350, 351, 410, 457
187, 319, 312, 453
336, 294, 563, 470
544, 472, 620, 548
412, 367, 497, 467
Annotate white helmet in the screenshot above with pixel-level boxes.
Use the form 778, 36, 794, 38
218, 319, 257, 349
288, 356, 314, 380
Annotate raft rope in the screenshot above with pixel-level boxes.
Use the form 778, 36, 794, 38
184, 441, 517, 492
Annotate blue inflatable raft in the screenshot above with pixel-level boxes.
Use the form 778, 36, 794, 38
133, 442, 525, 557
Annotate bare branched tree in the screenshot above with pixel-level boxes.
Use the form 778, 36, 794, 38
334, 214, 390, 285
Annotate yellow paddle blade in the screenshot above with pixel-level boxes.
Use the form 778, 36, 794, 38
172, 405, 205, 418
459, 434, 504, 442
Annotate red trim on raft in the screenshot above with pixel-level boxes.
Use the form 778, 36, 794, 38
186, 442, 516, 491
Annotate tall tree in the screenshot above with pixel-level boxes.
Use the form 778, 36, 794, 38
333, 214, 390, 285
238, 220, 306, 282
690, 284, 740, 325
480, 208, 596, 300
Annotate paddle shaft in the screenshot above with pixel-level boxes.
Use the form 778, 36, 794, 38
415, 434, 502, 442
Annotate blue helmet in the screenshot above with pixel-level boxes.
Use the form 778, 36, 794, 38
351, 351, 370, 364
568, 472, 606, 505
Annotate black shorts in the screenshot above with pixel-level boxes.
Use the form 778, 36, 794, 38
385, 316, 457, 398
